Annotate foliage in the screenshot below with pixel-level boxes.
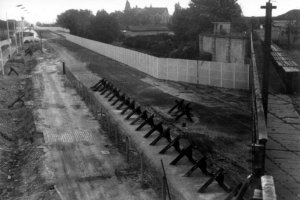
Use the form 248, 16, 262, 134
56, 9, 120, 44
170, 0, 246, 41
122, 34, 203, 59
123, 34, 175, 57
111, 8, 154, 29
88, 10, 120, 43
57, 9, 93, 37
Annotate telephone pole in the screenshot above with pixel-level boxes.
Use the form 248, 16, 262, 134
261, 1, 276, 121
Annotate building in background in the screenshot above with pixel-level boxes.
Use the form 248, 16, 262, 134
123, 25, 173, 37
123, 0, 171, 37
124, 0, 170, 25
212, 22, 231, 35
199, 22, 247, 64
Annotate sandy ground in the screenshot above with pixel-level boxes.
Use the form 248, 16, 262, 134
0, 46, 61, 200
32, 44, 158, 199
38, 31, 255, 192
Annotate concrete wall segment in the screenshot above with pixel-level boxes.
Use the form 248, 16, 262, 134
64, 34, 249, 90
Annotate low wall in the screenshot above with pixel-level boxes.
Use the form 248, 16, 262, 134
0, 39, 13, 74
36, 26, 70, 33
0, 39, 11, 47
64, 34, 249, 90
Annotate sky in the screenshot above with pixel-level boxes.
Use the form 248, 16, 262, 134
0, 0, 299, 24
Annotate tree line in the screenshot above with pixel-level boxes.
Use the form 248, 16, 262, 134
57, 0, 248, 42
56, 9, 120, 43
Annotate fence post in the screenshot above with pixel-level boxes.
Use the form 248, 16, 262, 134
125, 136, 130, 163
140, 152, 144, 182
161, 160, 171, 200
62, 61, 66, 74
253, 144, 265, 176
162, 177, 167, 200
197, 60, 199, 86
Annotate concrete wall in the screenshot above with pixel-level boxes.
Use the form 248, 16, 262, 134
200, 35, 247, 63
65, 34, 249, 90
0, 39, 11, 47
0, 39, 14, 74
36, 26, 70, 33
124, 30, 174, 37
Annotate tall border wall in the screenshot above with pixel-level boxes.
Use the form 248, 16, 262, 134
63, 34, 249, 90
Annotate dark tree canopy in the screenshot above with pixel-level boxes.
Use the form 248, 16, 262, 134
56, 9, 120, 44
189, 0, 242, 21
170, 0, 246, 41
88, 10, 120, 43
57, 9, 93, 36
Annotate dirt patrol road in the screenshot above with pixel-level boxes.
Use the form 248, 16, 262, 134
32, 44, 157, 199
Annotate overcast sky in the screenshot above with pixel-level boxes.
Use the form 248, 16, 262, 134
0, 0, 299, 24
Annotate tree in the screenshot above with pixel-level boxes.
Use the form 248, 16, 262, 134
56, 9, 93, 36
170, 0, 245, 41
189, 0, 242, 22
88, 10, 120, 43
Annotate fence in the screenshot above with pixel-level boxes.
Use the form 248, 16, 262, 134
250, 33, 277, 200
64, 34, 250, 90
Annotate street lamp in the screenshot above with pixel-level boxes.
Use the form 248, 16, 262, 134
16, 5, 26, 46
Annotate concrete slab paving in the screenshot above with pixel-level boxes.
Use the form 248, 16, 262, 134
267, 94, 300, 200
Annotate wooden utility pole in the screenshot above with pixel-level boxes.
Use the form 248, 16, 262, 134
261, 1, 276, 121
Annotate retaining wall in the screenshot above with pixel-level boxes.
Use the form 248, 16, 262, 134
64, 34, 249, 90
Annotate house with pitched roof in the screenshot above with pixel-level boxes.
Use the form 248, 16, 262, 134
124, 0, 170, 25
123, 1, 171, 36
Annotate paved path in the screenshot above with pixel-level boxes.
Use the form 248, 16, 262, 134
32, 48, 157, 200
266, 94, 300, 200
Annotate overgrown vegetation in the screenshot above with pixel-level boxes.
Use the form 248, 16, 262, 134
122, 34, 211, 59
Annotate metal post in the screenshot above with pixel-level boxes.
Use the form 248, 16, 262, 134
18, 21, 21, 48
287, 21, 291, 50
6, 14, 12, 58
125, 137, 130, 163
162, 177, 167, 200
253, 144, 266, 176
261, 1, 276, 121
13, 20, 18, 54
161, 160, 171, 200
139, 153, 144, 182
0, 47, 4, 75
40, 30, 43, 53
62, 62, 66, 74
